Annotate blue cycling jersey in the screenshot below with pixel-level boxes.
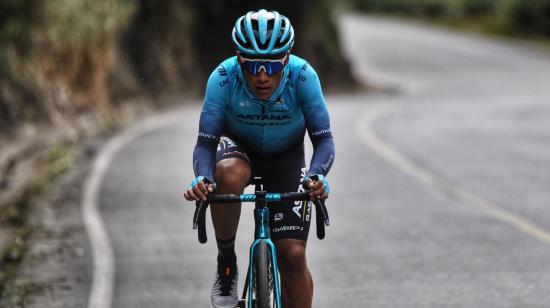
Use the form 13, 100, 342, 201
193, 55, 335, 180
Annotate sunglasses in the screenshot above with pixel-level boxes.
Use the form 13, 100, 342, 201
240, 54, 288, 76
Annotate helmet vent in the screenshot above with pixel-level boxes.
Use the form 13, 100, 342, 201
232, 9, 294, 56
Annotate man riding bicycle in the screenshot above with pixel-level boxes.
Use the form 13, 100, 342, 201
184, 9, 335, 308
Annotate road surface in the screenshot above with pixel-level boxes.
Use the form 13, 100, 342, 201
32, 14, 550, 308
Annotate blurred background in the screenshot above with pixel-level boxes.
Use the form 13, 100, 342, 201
3, 0, 549, 135
1, 0, 549, 138
1, 0, 550, 306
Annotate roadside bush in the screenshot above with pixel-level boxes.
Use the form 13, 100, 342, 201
353, 0, 550, 37
0, 1, 45, 131
0, 0, 41, 53
457, 0, 498, 17
354, 0, 415, 14
499, 0, 550, 36
354, 0, 448, 17
416, 0, 449, 18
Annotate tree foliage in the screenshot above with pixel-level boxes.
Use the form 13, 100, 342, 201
0, 0, 355, 135
353, 0, 550, 36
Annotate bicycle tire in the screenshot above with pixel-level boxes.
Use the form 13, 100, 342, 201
253, 240, 274, 308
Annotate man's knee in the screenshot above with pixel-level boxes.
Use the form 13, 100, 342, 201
277, 241, 307, 273
215, 158, 251, 191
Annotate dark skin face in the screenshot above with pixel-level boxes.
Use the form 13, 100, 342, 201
237, 53, 289, 100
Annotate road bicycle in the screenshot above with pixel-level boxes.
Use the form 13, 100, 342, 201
192, 177, 330, 308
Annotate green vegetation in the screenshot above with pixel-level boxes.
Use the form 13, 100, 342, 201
0, 0, 136, 134
353, 0, 550, 38
0, 143, 74, 306
2, 0, 549, 136
1, 0, 354, 135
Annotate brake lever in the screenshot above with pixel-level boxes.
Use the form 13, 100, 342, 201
306, 175, 330, 226
193, 201, 201, 230
193, 201, 209, 244
312, 198, 330, 240
318, 199, 330, 226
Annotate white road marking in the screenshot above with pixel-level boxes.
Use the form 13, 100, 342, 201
82, 112, 184, 308
356, 105, 550, 244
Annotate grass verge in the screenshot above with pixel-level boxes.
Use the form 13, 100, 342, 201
0, 142, 74, 306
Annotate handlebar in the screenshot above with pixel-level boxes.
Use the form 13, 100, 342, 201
192, 192, 330, 244
206, 192, 311, 203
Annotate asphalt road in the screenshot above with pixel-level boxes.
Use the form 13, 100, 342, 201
79, 15, 550, 308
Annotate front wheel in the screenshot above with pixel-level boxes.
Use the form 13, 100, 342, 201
253, 240, 275, 308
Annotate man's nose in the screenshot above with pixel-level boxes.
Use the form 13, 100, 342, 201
257, 70, 269, 82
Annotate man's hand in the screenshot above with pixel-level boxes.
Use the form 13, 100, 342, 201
184, 176, 216, 201
303, 175, 330, 200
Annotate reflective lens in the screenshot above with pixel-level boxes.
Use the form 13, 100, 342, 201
240, 54, 287, 76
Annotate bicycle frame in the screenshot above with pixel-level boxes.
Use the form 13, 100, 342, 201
248, 203, 282, 307
192, 177, 330, 308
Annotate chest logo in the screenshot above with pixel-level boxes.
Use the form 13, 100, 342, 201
236, 114, 290, 121
235, 113, 292, 126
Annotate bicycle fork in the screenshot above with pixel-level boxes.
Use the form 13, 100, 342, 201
239, 207, 282, 308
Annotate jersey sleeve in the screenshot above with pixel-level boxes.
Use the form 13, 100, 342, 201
298, 63, 335, 177
192, 66, 229, 180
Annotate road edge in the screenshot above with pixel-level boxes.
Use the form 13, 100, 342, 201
82, 111, 186, 308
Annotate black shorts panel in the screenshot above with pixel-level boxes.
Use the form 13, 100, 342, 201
216, 136, 311, 242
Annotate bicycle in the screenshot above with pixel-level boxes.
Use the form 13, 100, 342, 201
192, 176, 330, 308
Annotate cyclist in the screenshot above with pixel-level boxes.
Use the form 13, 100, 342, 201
184, 9, 334, 308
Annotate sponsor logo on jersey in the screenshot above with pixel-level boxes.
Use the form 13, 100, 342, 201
239, 100, 253, 107
220, 136, 237, 147
198, 132, 218, 140
311, 128, 332, 136
217, 66, 227, 76
236, 114, 291, 121
298, 64, 309, 82
322, 153, 334, 172
274, 213, 283, 222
